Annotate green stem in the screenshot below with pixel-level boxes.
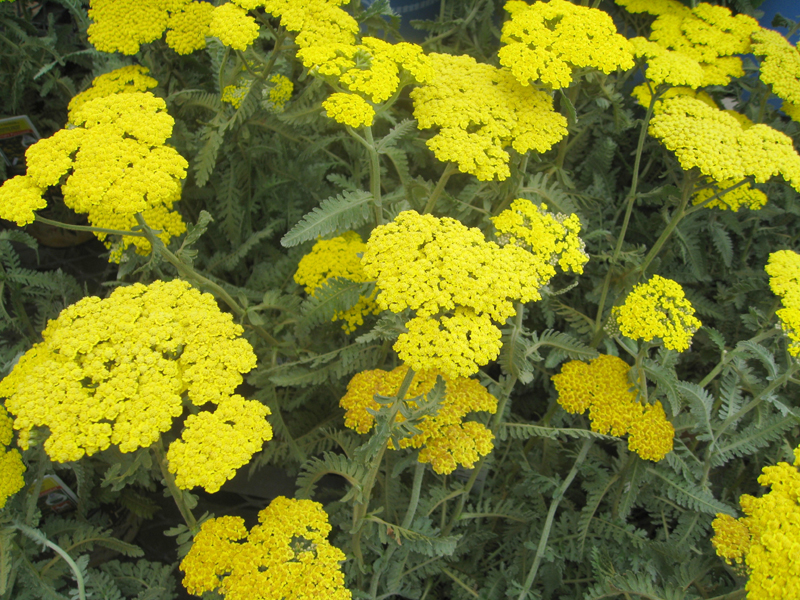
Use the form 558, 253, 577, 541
423, 163, 457, 214
697, 329, 778, 388
517, 438, 593, 600
637, 171, 697, 276
152, 438, 197, 530
0, 261, 37, 340
591, 89, 661, 346
364, 126, 383, 226
134, 214, 281, 347
34, 215, 146, 239
14, 523, 85, 600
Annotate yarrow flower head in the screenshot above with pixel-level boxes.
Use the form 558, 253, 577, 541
0, 280, 271, 493
0, 406, 25, 510
294, 232, 380, 332
361, 210, 566, 377
552, 354, 674, 461
266, 74, 293, 112
766, 249, 800, 357
68, 65, 158, 113
322, 92, 374, 128
692, 177, 767, 211
410, 53, 567, 181
751, 28, 800, 122
88, 0, 213, 55
612, 275, 701, 352
340, 365, 497, 474
0, 81, 188, 262
499, 0, 634, 90
209, 2, 259, 51
711, 448, 800, 599
491, 198, 589, 275
649, 96, 800, 192
180, 496, 350, 600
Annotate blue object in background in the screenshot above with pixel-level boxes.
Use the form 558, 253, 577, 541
361, 0, 440, 41
757, 0, 800, 43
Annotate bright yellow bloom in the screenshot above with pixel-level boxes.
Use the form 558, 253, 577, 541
491, 198, 589, 275
692, 178, 767, 211
410, 53, 567, 181
0, 280, 259, 466
294, 232, 381, 332
68, 65, 158, 114
166, 1, 214, 54
181, 497, 351, 600
167, 395, 272, 493
552, 355, 674, 461
268, 74, 293, 111
499, 0, 634, 90
631, 84, 717, 111
322, 92, 375, 128
766, 249, 800, 356
4, 87, 188, 262
209, 2, 259, 51
751, 28, 800, 107
87, 0, 187, 54
783, 99, 800, 122
612, 275, 701, 352
340, 365, 497, 474
629, 37, 704, 88
649, 96, 800, 191
711, 514, 750, 565
222, 83, 251, 109
0, 406, 25, 510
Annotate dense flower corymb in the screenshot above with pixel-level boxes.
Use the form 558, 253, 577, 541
68, 65, 158, 114
612, 275, 701, 352
322, 92, 375, 128
0, 280, 262, 485
552, 355, 674, 461
340, 365, 497, 474
751, 28, 800, 122
765, 249, 800, 356
0, 406, 25, 509
499, 0, 634, 90
410, 53, 567, 181
181, 496, 351, 600
294, 232, 380, 332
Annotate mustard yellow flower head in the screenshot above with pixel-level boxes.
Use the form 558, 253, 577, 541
209, 2, 259, 51
499, 0, 634, 90
166, 1, 214, 55
410, 53, 567, 181
267, 74, 293, 111
68, 65, 158, 114
629, 37, 704, 88
340, 365, 497, 474
294, 232, 381, 333
649, 96, 800, 191
552, 355, 674, 461
6, 89, 188, 262
181, 496, 351, 600
783, 99, 800, 122
87, 0, 184, 54
631, 84, 717, 111
612, 275, 701, 352
167, 395, 272, 493
222, 83, 251, 109
692, 177, 767, 211
766, 249, 800, 357
491, 198, 589, 275
614, 0, 687, 17
0, 280, 258, 464
0, 406, 25, 509
752, 28, 800, 107
711, 513, 750, 566
322, 92, 375, 128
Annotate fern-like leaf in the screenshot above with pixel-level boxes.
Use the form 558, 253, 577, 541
296, 451, 367, 502
281, 190, 373, 247
647, 467, 734, 516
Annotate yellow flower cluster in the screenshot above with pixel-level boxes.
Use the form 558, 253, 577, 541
68, 65, 158, 113
693, 178, 767, 211
629, 37, 705, 88
751, 28, 800, 122
167, 395, 272, 493
491, 198, 589, 275
209, 2, 259, 51
222, 83, 251, 109
361, 210, 563, 377
649, 96, 800, 192
268, 74, 293, 111
766, 250, 800, 357
340, 365, 497, 474
0, 75, 188, 262
0, 280, 260, 475
552, 355, 674, 461
612, 275, 701, 352
88, 0, 213, 55
711, 448, 800, 599
181, 496, 351, 600
294, 232, 381, 332
499, 0, 634, 90
410, 53, 567, 181
322, 92, 374, 128
616, 0, 759, 87
0, 406, 25, 510
631, 84, 716, 111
